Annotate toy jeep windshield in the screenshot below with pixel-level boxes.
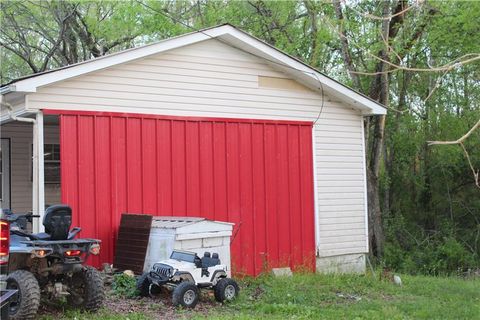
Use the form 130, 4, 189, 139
169, 251, 198, 263
137, 250, 239, 308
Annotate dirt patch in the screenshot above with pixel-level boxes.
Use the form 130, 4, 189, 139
38, 288, 224, 319
249, 285, 265, 301
104, 289, 220, 319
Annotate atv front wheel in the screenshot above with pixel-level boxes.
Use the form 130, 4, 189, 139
67, 266, 105, 311
214, 278, 239, 303
6, 270, 41, 320
172, 282, 199, 308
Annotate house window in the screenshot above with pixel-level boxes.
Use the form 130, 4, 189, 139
44, 144, 60, 184
32, 144, 60, 184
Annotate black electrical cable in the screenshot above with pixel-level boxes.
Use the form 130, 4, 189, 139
137, 1, 326, 123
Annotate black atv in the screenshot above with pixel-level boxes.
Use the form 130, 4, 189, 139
4, 205, 105, 319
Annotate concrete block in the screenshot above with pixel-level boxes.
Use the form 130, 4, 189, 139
316, 253, 366, 274
271, 267, 293, 277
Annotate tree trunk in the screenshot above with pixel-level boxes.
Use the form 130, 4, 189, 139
332, 0, 362, 90
366, 0, 397, 259
368, 114, 386, 258
368, 169, 385, 257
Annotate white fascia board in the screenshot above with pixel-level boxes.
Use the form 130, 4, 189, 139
13, 25, 233, 93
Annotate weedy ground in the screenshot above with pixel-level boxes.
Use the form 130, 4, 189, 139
39, 272, 479, 320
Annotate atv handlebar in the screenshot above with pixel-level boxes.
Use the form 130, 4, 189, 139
5, 212, 40, 231
5, 212, 40, 223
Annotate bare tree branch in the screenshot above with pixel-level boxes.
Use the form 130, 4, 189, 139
351, 53, 480, 75
341, 0, 417, 21
428, 119, 480, 146
428, 119, 480, 189
460, 142, 480, 189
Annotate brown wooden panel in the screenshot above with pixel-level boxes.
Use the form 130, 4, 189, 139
113, 213, 152, 274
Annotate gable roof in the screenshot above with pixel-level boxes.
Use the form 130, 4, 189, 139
0, 24, 386, 115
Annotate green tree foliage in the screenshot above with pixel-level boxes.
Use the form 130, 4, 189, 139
1, 0, 478, 274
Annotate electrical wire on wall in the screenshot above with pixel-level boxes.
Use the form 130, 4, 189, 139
137, 1, 327, 124
312, 72, 325, 124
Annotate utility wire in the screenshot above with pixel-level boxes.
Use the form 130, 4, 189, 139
137, 1, 326, 123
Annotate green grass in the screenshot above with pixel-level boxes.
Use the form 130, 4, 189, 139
39, 273, 479, 319
194, 273, 480, 320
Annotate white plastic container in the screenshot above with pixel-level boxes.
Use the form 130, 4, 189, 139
143, 217, 234, 275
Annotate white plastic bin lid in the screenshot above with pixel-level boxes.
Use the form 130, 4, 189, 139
151, 216, 234, 233
151, 217, 205, 228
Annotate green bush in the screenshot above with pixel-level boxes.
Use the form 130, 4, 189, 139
383, 215, 479, 275
384, 232, 478, 275
435, 237, 475, 273
112, 273, 139, 298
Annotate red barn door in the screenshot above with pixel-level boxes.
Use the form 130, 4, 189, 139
52, 110, 315, 275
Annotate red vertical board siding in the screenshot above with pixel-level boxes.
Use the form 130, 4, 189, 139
142, 119, 158, 215
171, 121, 187, 214
156, 120, 172, 214
126, 118, 142, 213
238, 123, 254, 275
264, 124, 279, 268
77, 116, 98, 265
60, 115, 79, 227
110, 117, 127, 242
225, 123, 242, 272
251, 124, 266, 274
276, 124, 291, 266
57, 111, 315, 275
288, 126, 302, 270
299, 126, 316, 270
199, 122, 215, 220
212, 123, 228, 222
77, 116, 95, 236
94, 116, 112, 263
185, 122, 201, 216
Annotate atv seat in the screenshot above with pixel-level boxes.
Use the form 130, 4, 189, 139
201, 252, 221, 268
42, 204, 72, 240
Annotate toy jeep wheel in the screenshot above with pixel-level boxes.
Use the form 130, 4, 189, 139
214, 278, 239, 303
136, 273, 151, 297
172, 282, 199, 308
6, 270, 41, 320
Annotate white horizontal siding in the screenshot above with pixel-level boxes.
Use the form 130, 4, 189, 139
320, 247, 367, 257
314, 111, 367, 257
320, 235, 365, 244
319, 216, 365, 224
0, 122, 60, 212
25, 38, 368, 259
